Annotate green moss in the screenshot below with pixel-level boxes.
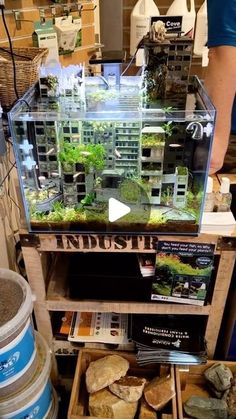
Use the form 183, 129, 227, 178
119, 180, 141, 203
176, 166, 188, 176
87, 90, 118, 103
156, 254, 211, 276
141, 134, 165, 147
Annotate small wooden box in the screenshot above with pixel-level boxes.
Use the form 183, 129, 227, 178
68, 349, 177, 419
175, 361, 236, 419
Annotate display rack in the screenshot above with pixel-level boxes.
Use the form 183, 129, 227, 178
20, 228, 236, 380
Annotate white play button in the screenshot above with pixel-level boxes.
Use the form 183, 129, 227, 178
108, 198, 131, 222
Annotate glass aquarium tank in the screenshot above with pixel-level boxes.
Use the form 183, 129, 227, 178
9, 40, 216, 235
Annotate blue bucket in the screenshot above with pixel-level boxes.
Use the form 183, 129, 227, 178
0, 269, 36, 397
0, 333, 57, 418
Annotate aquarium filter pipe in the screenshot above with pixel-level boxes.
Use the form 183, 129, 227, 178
186, 121, 204, 140
0, 103, 6, 156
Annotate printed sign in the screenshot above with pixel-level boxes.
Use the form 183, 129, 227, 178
151, 16, 183, 34
151, 241, 215, 306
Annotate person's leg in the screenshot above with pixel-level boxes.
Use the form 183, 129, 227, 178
204, 46, 236, 174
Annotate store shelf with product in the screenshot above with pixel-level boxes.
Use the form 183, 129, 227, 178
20, 227, 236, 380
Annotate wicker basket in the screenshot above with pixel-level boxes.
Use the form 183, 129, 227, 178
0, 47, 48, 109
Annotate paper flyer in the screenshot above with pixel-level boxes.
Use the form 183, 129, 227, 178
68, 312, 129, 344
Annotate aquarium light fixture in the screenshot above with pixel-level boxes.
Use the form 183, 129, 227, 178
186, 121, 204, 141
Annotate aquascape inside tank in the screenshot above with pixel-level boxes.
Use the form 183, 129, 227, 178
9, 33, 215, 235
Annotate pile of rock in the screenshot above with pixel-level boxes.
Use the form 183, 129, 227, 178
85, 354, 175, 418
184, 363, 236, 419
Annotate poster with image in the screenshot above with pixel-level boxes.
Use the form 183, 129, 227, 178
151, 241, 215, 306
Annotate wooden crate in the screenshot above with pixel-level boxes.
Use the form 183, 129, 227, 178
175, 361, 236, 419
68, 349, 177, 419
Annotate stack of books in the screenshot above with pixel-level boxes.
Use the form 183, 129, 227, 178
131, 314, 207, 365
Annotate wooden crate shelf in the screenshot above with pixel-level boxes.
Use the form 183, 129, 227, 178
68, 348, 177, 419
175, 361, 236, 419
46, 256, 211, 313
20, 230, 236, 381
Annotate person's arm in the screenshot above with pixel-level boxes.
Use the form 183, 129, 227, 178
204, 46, 236, 174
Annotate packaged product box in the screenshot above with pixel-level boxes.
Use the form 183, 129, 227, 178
32, 20, 59, 65
54, 16, 78, 55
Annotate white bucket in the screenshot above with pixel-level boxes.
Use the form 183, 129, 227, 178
0, 332, 55, 418
0, 269, 36, 397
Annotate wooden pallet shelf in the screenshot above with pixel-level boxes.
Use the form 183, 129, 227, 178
45, 254, 211, 314
47, 299, 212, 315
21, 229, 236, 370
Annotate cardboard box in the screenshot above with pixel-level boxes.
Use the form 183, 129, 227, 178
175, 361, 236, 419
54, 16, 78, 55
32, 20, 59, 65
68, 349, 177, 419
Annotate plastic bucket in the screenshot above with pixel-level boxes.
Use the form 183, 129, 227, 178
0, 269, 36, 397
0, 332, 55, 418
50, 388, 59, 419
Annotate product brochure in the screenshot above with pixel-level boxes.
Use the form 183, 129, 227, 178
151, 241, 215, 306
68, 312, 129, 345
131, 314, 207, 365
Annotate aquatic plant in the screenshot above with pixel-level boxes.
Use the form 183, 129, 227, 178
81, 193, 95, 207
162, 121, 173, 137
31, 200, 81, 222
30, 201, 168, 226
161, 186, 174, 205
59, 143, 106, 173
45, 75, 59, 91
26, 189, 56, 204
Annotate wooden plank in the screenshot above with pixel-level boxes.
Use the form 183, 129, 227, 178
46, 298, 211, 314
20, 232, 222, 253
22, 247, 53, 344
221, 284, 236, 359
22, 246, 59, 381
37, 234, 159, 252
205, 250, 236, 358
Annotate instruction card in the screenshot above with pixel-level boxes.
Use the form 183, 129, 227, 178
151, 241, 215, 306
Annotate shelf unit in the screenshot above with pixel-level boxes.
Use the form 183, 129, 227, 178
20, 230, 236, 379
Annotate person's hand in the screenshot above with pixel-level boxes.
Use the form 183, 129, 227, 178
209, 139, 227, 174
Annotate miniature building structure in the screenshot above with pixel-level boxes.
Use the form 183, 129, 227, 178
9, 35, 215, 234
